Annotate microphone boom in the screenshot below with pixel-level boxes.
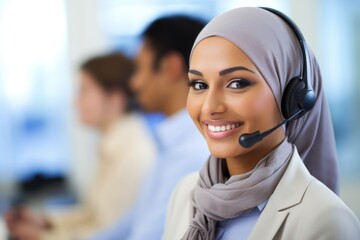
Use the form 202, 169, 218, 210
239, 109, 304, 148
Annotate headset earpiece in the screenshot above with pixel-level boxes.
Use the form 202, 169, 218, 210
260, 7, 317, 121
302, 86, 316, 111
282, 76, 316, 120
281, 77, 305, 119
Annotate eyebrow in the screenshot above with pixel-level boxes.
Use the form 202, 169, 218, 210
219, 66, 255, 76
188, 69, 203, 77
189, 66, 255, 77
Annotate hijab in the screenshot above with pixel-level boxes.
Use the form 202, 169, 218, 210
183, 7, 338, 240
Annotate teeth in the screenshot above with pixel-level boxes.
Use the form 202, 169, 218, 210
207, 123, 241, 132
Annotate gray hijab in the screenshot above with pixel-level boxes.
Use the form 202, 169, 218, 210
183, 7, 338, 240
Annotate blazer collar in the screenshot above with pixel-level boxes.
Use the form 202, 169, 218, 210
248, 147, 312, 240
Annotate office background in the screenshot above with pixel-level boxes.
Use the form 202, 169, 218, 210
0, 0, 359, 218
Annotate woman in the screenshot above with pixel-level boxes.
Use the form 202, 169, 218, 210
163, 7, 360, 240
6, 53, 156, 240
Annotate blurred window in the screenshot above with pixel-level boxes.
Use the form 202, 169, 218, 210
0, 0, 70, 181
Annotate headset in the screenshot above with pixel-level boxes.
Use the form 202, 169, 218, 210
261, 7, 316, 119
239, 7, 317, 148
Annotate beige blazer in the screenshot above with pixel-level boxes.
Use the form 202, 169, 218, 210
163, 147, 360, 240
42, 114, 156, 240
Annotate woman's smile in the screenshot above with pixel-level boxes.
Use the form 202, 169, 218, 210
203, 120, 243, 140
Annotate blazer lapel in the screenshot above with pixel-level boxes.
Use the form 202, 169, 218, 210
248, 147, 312, 240
248, 201, 289, 240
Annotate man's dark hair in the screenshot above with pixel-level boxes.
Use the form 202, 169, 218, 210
142, 15, 206, 70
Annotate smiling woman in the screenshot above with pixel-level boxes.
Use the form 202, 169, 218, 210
188, 37, 285, 174
163, 7, 360, 240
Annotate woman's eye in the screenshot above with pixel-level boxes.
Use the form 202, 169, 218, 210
227, 79, 252, 89
189, 80, 208, 90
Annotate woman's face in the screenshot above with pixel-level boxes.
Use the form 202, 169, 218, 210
77, 70, 114, 128
187, 37, 285, 161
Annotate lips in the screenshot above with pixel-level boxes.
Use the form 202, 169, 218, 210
202, 120, 244, 140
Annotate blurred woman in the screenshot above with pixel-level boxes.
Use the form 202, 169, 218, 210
6, 53, 156, 240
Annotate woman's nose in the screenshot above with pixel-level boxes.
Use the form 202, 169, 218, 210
201, 88, 226, 116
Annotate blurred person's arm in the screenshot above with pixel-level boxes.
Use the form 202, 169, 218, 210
89, 210, 135, 240
40, 206, 93, 240
5, 207, 51, 240
43, 114, 156, 239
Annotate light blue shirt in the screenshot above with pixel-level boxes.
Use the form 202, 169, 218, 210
216, 201, 267, 240
91, 109, 209, 240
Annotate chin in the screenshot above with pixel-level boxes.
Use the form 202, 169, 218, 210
140, 103, 154, 113
206, 139, 244, 159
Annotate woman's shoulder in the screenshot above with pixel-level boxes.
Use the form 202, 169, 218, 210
118, 112, 149, 134
256, 148, 360, 239
275, 147, 352, 214
163, 172, 199, 240
102, 113, 156, 169
305, 176, 347, 206
115, 113, 156, 151
303, 176, 359, 221
291, 149, 360, 230
167, 171, 199, 214
176, 172, 200, 192
292, 177, 360, 238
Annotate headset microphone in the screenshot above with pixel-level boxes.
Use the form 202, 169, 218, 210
239, 109, 303, 148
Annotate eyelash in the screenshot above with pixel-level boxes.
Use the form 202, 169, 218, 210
227, 79, 253, 89
188, 80, 208, 90
188, 79, 253, 91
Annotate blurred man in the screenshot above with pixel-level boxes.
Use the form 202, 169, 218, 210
91, 16, 209, 240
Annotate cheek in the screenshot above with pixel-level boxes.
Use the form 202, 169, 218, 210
135, 69, 156, 101
232, 86, 280, 131
138, 77, 156, 107
143, 75, 166, 109
187, 93, 205, 134
78, 91, 107, 123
